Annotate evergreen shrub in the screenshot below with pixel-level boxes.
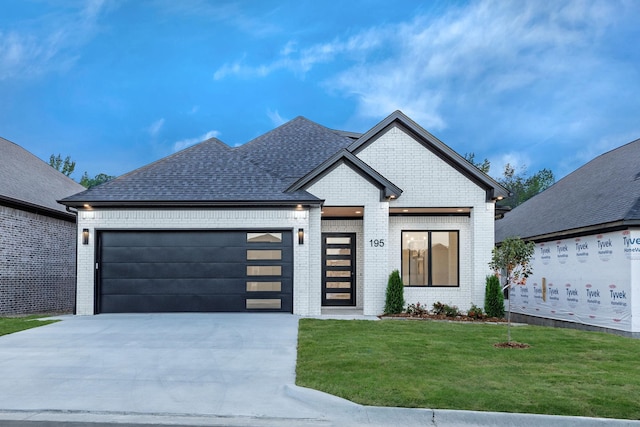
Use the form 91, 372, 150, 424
384, 270, 405, 314
484, 275, 505, 318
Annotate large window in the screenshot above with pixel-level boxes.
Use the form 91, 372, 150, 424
402, 231, 459, 287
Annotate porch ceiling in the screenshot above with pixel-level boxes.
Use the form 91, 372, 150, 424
321, 206, 364, 218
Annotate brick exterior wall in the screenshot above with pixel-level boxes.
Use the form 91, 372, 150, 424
0, 205, 76, 315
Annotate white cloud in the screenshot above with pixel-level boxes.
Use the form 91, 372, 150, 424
212, 0, 625, 133
266, 109, 287, 127
0, 0, 111, 80
173, 130, 221, 152
148, 118, 165, 137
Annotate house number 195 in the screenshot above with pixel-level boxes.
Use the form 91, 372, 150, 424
369, 239, 385, 247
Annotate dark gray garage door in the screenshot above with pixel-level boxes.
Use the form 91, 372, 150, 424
97, 230, 293, 313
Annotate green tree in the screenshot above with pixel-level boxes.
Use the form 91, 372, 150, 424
484, 275, 505, 318
79, 172, 115, 188
384, 270, 405, 314
489, 236, 535, 343
463, 153, 555, 208
498, 164, 554, 208
464, 152, 491, 173
49, 154, 76, 177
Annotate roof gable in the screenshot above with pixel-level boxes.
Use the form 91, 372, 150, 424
348, 111, 509, 201
495, 138, 640, 242
0, 137, 85, 218
287, 149, 403, 200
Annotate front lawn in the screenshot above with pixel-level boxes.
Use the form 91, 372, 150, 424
0, 315, 59, 337
296, 319, 640, 420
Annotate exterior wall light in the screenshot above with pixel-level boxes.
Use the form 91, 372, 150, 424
298, 228, 304, 245
82, 228, 89, 245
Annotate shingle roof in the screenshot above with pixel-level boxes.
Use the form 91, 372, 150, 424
61, 138, 320, 207
495, 138, 640, 242
0, 136, 85, 217
60, 112, 509, 208
236, 116, 354, 185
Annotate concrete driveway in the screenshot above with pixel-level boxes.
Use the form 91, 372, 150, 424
0, 314, 637, 427
0, 314, 329, 420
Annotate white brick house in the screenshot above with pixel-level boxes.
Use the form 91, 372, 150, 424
61, 111, 508, 316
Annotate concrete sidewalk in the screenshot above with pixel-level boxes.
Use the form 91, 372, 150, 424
0, 313, 637, 427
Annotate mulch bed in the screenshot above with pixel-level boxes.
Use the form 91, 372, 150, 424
493, 341, 531, 349
379, 313, 507, 323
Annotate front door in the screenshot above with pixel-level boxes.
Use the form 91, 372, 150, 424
322, 233, 356, 306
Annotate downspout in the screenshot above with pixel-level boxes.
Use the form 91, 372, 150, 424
66, 205, 79, 315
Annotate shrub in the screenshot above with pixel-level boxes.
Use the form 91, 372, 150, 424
432, 301, 460, 317
406, 302, 427, 316
485, 275, 505, 318
384, 270, 405, 314
467, 303, 485, 319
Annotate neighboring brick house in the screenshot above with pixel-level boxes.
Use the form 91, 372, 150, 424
60, 111, 508, 316
0, 137, 85, 315
495, 138, 640, 337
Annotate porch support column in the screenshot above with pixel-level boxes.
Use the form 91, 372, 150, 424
362, 200, 389, 315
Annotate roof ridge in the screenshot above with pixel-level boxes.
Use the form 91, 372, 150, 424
235, 116, 315, 151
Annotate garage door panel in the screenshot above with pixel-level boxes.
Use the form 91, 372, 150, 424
101, 262, 247, 279
101, 278, 247, 295
101, 231, 246, 248
98, 230, 293, 313
101, 294, 246, 313
101, 246, 247, 263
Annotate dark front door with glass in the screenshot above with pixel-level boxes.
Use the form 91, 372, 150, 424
322, 233, 356, 306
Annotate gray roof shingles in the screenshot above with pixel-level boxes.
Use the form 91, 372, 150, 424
62, 116, 353, 206
61, 137, 320, 206
236, 116, 354, 185
495, 138, 640, 242
1, 137, 85, 215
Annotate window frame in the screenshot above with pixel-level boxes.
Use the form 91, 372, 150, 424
401, 229, 460, 287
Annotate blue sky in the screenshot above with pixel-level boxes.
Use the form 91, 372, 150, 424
2, 0, 639, 182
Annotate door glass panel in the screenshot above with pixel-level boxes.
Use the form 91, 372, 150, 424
326, 248, 350, 255
247, 232, 282, 243
326, 282, 351, 289
326, 270, 351, 277
246, 299, 281, 309
247, 266, 282, 276
246, 281, 282, 292
326, 259, 350, 267
326, 293, 351, 300
247, 250, 282, 260
326, 237, 351, 244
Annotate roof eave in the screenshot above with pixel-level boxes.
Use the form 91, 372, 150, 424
59, 199, 324, 209
1, 195, 76, 222
497, 219, 640, 244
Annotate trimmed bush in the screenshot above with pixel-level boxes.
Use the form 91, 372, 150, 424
484, 275, 505, 318
384, 270, 405, 314
467, 303, 485, 319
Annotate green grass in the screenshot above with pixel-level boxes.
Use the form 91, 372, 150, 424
0, 315, 59, 337
296, 319, 640, 419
